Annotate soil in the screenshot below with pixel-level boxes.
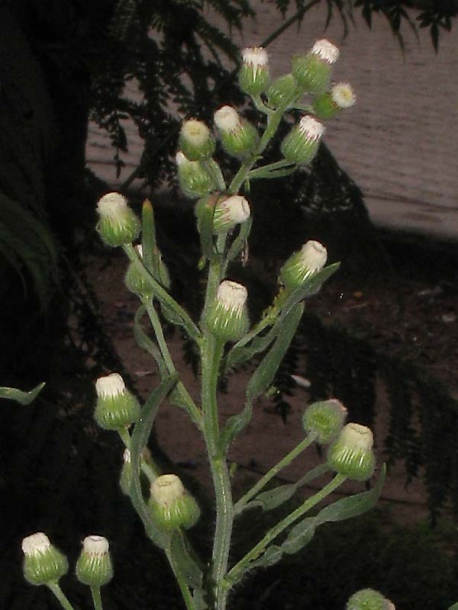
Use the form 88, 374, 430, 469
84, 225, 458, 527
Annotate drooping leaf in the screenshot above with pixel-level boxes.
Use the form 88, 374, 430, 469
219, 401, 253, 452
169, 531, 204, 589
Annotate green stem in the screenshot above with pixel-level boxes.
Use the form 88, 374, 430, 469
90, 586, 103, 610
47, 583, 76, 610
226, 474, 347, 587
143, 298, 202, 428
248, 159, 296, 179
201, 334, 233, 610
234, 433, 318, 514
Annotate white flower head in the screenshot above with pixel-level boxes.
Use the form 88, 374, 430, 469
298, 116, 325, 141
217, 280, 248, 311
82, 536, 109, 556
181, 119, 211, 146
151, 474, 185, 506
218, 195, 250, 224
299, 240, 327, 272
95, 373, 126, 398
97, 192, 129, 219
242, 46, 269, 67
214, 106, 241, 133
22, 532, 51, 556
311, 39, 340, 64
340, 423, 374, 452
331, 82, 356, 108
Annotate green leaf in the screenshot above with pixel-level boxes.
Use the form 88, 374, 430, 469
248, 483, 298, 512
0, 382, 45, 405
219, 401, 252, 452
170, 531, 204, 589
447, 604, 458, 610
245, 545, 284, 571
246, 302, 304, 401
224, 324, 280, 371
314, 465, 386, 526
280, 263, 340, 321
282, 517, 316, 555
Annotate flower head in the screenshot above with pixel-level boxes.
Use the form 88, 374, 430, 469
149, 474, 201, 531
176, 151, 216, 199
347, 588, 395, 610
327, 423, 376, 481
302, 399, 347, 444
280, 240, 327, 290
22, 532, 68, 586
205, 280, 250, 342
179, 119, 215, 161
96, 192, 140, 247
312, 82, 356, 119
76, 535, 113, 587
292, 39, 339, 94
281, 116, 325, 165
94, 373, 141, 431
214, 106, 259, 158
239, 47, 270, 95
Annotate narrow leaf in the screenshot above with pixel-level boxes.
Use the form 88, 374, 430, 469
219, 401, 253, 452
280, 263, 340, 321
282, 517, 316, 555
249, 483, 298, 511
246, 545, 284, 571
247, 302, 304, 401
314, 465, 385, 526
170, 531, 204, 589
0, 382, 45, 405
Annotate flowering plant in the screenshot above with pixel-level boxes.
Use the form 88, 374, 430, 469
20, 40, 400, 610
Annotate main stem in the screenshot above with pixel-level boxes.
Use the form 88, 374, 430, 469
201, 331, 233, 610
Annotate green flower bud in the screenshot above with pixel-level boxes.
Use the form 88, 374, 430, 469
302, 399, 347, 444
312, 82, 356, 119
176, 151, 216, 199
239, 47, 270, 96
125, 244, 170, 295
280, 115, 324, 165
214, 106, 259, 158
76, 536, 113, 587
292, 39, 339, 94
347, 588, 396, 610
149, 474, 200, 532
179, 119, 215, 161
22, 533, 68, 586
327, 423, 376, 481
266, 74, 299, 108
280, 240, 327, 290
96, 192, 141, 247
195, 193, 250, 235
125, 245, 153, 297
94, 373, 141, 431
205, 280, 250, 342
